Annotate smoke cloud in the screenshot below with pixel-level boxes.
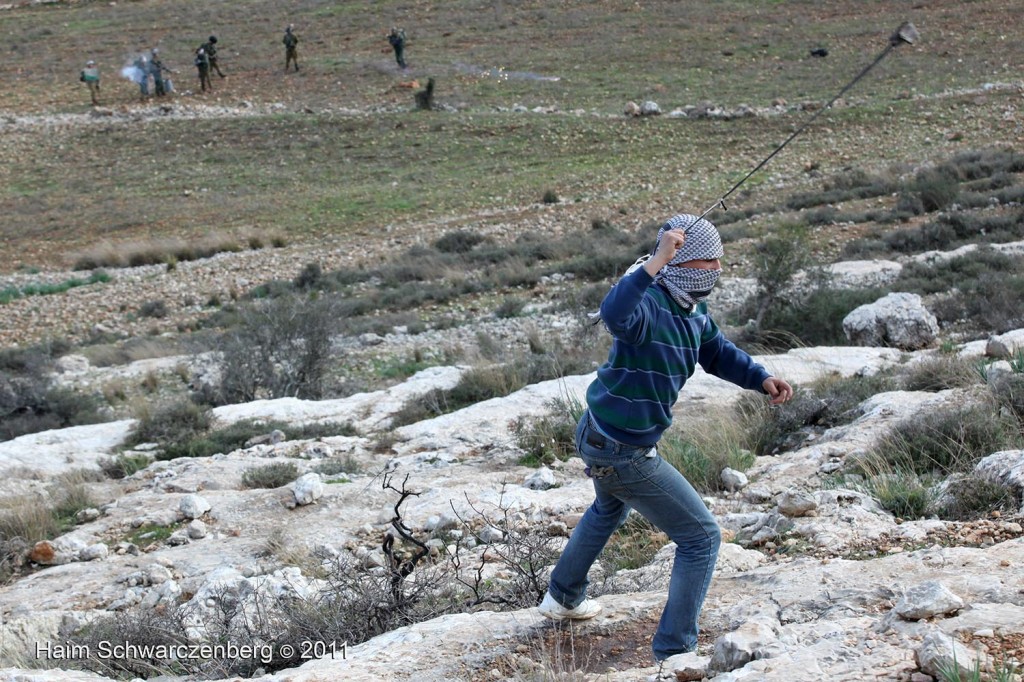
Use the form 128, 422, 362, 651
121, 55, 149, 85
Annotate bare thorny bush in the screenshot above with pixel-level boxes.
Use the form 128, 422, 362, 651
63, 473, 564, 679
213, 293, 340, 404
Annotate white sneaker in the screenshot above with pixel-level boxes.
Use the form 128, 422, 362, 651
538, 592, 602, 620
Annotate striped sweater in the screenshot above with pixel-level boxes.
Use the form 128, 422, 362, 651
587, 267, 771, 447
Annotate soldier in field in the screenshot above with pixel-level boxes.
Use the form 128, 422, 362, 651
80, 59, 101, 105
199, 36, 226, 78
283, 25, 299, 72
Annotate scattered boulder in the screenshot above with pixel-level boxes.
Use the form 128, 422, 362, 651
75, 508, 101, 524
292, 472, 324, 506
777, 489, 817, 517
244, 429, 286, 448
894, 580, 964, 621
166, 530, 190, 546
80, 543, 108, 561
709, 619, 780, 673
187, 519, 208, 539
55, 354, 90, 374
721, 467, 749, 492
986, 329, 1024, 358
28, 541, 58, 565
640, 101, 661, 116
523, 466, 556, 490
916, 630, 986, 680
425, 510, 459, 532
973, 449, 1024, 492
477, 525, 504, 544
843, 292, 939, 350
179, 494, 211, 519
661, 652, 711, 681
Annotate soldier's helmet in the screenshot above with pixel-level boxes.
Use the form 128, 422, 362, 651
209, 36, 217, 43
86, 60, 95, 66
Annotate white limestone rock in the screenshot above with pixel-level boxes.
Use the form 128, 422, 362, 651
292, 472, 324, 506
843, 292, 939, 350
777, 489, 817, 517
523, 466, 557, 490
894, 580, 965, 621
721, 467, 749, 492
916, 630, 986, 679
179, 493, 211, 519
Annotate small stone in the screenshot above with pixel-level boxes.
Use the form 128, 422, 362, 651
179, 494, 211, 519
80, 543, 109, 561
187, 519, 208, 539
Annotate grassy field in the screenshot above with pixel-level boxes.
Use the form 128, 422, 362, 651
0, 0, 1021, 272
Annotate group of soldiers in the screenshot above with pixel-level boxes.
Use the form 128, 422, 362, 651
279, 25, 407, 71
129, 47, 178, 101
79, 25, 410, 105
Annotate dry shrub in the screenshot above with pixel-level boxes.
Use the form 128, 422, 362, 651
214, 293, 341, 403
70, 233, 245, 271
898, 354, 982, 392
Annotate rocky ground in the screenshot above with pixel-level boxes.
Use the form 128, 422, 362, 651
2, 2, 1024, 679
1, 311, 1023, 681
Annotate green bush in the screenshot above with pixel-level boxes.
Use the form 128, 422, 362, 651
860, 469, 935, 520
896, 248, 1015, 295
294, 262, 323, 290
893, 251, 1024, 334
127, 399, 211, 450
737, 372, 896, 457
931, 271, 1024, 335
391, 349, 594, 428
898, 166, 960, 215
434, 230, 487, 254
144, 418, 356, 461
600, 514, 667, 572
740, 285, 883, 351
989, 372, 1024, 427
312, 455, 362, 477
495, 296, 527, 319
898, 355, 982, 392
241, 462, 300, 489
871, 403, 1021, 476
0, 270, 110, 305
937, 474, 1018, 521
511, 396, 585, 466
98, 453, 152, 479
215, 294, 341, 403
137, 299, 168, 319
658, 431, 755, 494
0, 377, 106, 442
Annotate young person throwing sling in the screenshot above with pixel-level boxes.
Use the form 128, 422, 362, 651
539, 214, 793, 662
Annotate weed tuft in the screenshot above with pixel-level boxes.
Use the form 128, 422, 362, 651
241, 462, 300, 489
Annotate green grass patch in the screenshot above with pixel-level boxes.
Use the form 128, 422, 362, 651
658, 406, 757, 494
126, 522, 182, 548
511, 395, 586, 467
0, 270, 109, 304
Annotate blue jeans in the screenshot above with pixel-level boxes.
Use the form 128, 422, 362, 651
547, 411, 721, 661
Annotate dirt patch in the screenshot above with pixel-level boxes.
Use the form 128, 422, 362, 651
481, 611, 721, 679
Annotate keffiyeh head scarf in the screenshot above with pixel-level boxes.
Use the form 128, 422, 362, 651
654, 214, 724, 309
